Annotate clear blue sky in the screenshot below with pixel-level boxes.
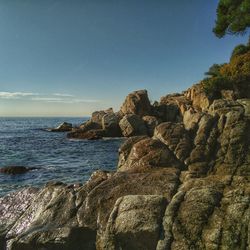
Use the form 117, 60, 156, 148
0, 0, 247, 116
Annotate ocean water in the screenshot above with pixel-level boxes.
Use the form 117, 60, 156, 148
0, 117, 123, 197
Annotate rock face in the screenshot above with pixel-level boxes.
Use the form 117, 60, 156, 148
185, 84, 211, 111
118, 137, 182, 171
120, 90, 152, 117
143, 115, 161, 136
119, 114, 147, 137
68, 108, 122, 139
101, 112, 122, 137
1, 85, 250, 250
102, 195, 167, 250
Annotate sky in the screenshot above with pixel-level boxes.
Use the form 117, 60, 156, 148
0, 0, 248, 117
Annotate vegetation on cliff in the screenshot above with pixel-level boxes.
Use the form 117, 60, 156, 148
202, 41, 250, 99
202, 0, 250, 99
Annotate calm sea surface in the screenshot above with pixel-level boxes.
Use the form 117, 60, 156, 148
0, 117, 123, 197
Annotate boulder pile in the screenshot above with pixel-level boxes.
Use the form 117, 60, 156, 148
1, 83, 249, 250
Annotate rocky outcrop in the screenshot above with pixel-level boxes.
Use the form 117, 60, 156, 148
67, 90, 153, 140
47, 122, 73, 132
102, 195, 167, 250
0, 168, 180, 250
142, 115, 161, 136
159, 93, 191, 116
119, 114, 147, 137
67, 128, 107, 140
1, 85, 249, 249
120, 90, 152, 117
102, 112, 122, 137
154, 122, 192, 163
185, 84, 211, 111
91, 108, 113, 126
68, 108, 121, 139
118, 137, 182, 172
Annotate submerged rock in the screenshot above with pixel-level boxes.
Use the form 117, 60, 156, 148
0, 166, 37, 175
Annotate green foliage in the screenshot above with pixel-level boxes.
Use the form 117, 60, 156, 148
202, 76, 232, 99
204, 64, 223, 77
230, 42, 250, 60
202, 45, 250, 99
213, 0, 250, 37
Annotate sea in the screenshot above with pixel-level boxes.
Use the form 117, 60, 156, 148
0, 117, 123, 197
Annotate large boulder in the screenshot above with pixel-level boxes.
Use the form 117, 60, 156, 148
208, 99, 245, 116
183, 108, 203, 132
77, 168, 180, 244
142, 115, 161, 136
120, 90, 152, 117
152, 103, 180, 122
154, 122, 192, 163
101, 113, 122, 137
119, 114, 147, 137
118, 137, 182, 171
79, 120, 102, 131
1, 182, 96, 250
159, 93, 191, 116
90, 108, 114, 127
102, 195, 167, 250
185, 83, 211, 111
118, 136, 148, 168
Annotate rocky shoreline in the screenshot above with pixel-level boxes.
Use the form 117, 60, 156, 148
0, 83, 250, 250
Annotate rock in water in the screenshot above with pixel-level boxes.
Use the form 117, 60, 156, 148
67, 129, 106, 140
0, 166, 36, 174
47, 122, 73, 132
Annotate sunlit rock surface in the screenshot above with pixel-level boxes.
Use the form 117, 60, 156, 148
1, 84, 249, 249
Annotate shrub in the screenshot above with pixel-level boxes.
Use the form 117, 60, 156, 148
202, 41, 250, 99
202, 76, 232, 99
230, 44, 250, 60
204, 64, 224, 77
